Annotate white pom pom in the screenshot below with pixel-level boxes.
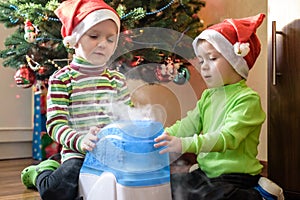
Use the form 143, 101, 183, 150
234, 42, 250, 57
63, 35, 77, 49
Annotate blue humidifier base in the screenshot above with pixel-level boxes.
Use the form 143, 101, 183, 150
78, 120, 171, 200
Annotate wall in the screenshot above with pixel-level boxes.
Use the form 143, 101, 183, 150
198, 0, 268, 161
0, 24, 33, 159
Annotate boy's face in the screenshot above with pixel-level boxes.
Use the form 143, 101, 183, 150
75, 20, 118, 66
195, 40, 242, 88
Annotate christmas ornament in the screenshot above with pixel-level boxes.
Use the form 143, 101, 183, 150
121, 29, 133, 45
155, 57, 178, 82
130, 56, 144, 67
24, 19, 39, 43
26, 55, 40, 71
192, 13, 199, 19
34, 80, 48, 114
37, 65, 47, 76
26, 55, 62, 80
36, 64, 56, 80
14, 65, 36, 88
173, 65, 190, 85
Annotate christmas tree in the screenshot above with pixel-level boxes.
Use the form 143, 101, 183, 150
0, 0, 205, 85
0, 0, 205, 160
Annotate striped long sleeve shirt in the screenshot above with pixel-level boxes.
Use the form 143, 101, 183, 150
46, 58, 131, 162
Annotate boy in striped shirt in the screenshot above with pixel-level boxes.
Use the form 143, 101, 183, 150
21, 1, 131, 199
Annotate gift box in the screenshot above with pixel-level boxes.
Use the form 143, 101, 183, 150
32, 92, 60, 160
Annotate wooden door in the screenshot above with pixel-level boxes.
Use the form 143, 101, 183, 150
268, 1, 300, 199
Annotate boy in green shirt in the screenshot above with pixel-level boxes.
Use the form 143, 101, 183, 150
154, 13, 282, 199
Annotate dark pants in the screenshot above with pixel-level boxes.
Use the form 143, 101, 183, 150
36, 158, 84, 200
171, 168, 262, 200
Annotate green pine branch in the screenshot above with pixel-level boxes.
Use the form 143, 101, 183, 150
0, 0, 206, 80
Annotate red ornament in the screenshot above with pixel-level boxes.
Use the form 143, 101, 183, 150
123, 29, 133, 35
37, 66, 47, 76
14, 65, 36, 88
130, 56, 144, 67
121, 29, 133, 44
192, 13, 199, 19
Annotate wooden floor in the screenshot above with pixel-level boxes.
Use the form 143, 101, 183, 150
0, 157, 268, 200
0, 158, 41, 200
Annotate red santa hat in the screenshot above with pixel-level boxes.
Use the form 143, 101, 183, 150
192, 13, 265, 79
55, 0, 120, 48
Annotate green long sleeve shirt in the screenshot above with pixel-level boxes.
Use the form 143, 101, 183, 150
166, 80, 266, 178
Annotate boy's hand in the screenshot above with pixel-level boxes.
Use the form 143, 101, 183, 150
81, 126, 100, 152
154, 132, 182, 154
